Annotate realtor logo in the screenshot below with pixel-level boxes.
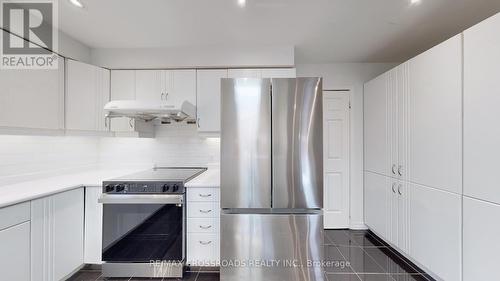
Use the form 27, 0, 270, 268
1, 0, 58, 69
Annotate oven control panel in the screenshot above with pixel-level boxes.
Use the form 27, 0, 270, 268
102, 181, 185, 194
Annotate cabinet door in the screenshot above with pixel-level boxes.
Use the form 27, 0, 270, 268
464, 13, 500, 204
396, 63, 409, 181
135, 70, 163, 102
227, 69, 262, 78
84, 186, 103, 264
197, 69, 227, 133
408, 35, 462, 194
66, 60, 109, 132
364, 172, 390, 238
96, 68, 110, 132
31, 188, 85, 281
392, 181, 408, 254
110, 70, 136, 132
0, 222, 30, 281
463, 197, 500, 281
261, 68, 296, 78
170, 69, 196, 108
409, 183, 461, 281
0, 53, 64, 129
364, 74, 390, 176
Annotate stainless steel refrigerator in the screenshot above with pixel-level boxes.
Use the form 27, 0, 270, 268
220, 77, 325, 281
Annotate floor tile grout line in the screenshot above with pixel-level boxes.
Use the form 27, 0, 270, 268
331, 233, 362, 281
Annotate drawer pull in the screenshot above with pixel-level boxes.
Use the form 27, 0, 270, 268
199, 240, 212, 245
199, 225, 213, 229
199, 209, 212, 214
199, 193, 212, 198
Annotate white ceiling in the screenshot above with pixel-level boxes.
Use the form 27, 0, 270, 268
58, 0, 500, 63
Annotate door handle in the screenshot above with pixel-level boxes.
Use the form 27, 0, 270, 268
199, 209, 212, 213
391, 183, 396, 193
199, 225, 213, 229
398, 165, 403, 176
392, 164, 397, 175
398, 184, 402, 195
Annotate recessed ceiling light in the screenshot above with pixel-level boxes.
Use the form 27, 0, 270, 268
410, 0, 422, 6
237, 0, 246, 8
69, 0, 84, 8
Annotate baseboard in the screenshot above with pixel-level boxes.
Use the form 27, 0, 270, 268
349, 222, 368, 230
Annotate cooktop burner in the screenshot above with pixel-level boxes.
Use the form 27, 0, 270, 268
103, 167, 206, 194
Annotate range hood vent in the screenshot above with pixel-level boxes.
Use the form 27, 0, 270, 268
104, 100, 196, 123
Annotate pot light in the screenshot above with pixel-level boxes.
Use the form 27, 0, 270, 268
410, 0, 422, 6
237, 0, 246, 7
69, 0, 84, 8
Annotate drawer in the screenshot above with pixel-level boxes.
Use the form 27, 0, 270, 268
187, 202, 220, 218
187, 233, 219, 266
0, 202, 30, 231
187, 218, 219, 234
187, 188, 219, 202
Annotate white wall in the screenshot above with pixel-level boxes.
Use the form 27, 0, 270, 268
91, 45, 294, 69
297, 63, 397, 229
0, 135, 100, 186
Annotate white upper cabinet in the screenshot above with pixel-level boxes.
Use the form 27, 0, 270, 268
464, 13, 500, 204
196, 69, 228, 133
0, 53, 64, 130
171, 69, 197, 107
261, 68, 296, 78
135, 70, 196, 108
408, 35, 462, 194
135, 70, 164, 102
364, 73, 390, 176
66, 60, 110, 132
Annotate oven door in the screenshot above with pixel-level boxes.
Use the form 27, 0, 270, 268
99, 194, 185, 263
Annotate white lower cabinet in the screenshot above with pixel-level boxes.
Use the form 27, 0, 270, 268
31, 188, 85, 281
463, 197, 500, 281
0, 202, 31, 281
84, 186, 103, 264
408, 184, 461, 281
186, 187, 220, 266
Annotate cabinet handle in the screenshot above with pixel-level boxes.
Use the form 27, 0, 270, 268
392, 164, 397, 175
161, 92, 164, 100
199, 193, 212, 198
105, 117, 109, 128
398, 165, 403, 176
391, 183, 396, 193
199, 225, 213, 229
197, 118, 200, 128
398, 184, 402, 195
199, 209, 212, 214
199, 240, 212, 245
129, 118, 133, 128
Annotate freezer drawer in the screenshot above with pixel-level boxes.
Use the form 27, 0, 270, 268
221, 212, 325, 281
271, 78, 323, 209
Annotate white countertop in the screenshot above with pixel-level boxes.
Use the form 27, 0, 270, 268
0, 165, 220, 209
0, 167, 143, 209
185, 167, 220, 188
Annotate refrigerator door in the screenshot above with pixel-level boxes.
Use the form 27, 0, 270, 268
221, 211, 325, 281
221, 78, 272, 209
271, 78, 323, 209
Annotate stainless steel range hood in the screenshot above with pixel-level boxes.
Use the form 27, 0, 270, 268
104, 100, 196, 123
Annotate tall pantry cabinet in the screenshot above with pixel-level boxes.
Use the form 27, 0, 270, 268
364, 34, 462, 281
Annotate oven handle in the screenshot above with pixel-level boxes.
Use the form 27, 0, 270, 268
98, 194, 184, 205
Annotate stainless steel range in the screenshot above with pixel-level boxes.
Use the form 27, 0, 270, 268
99, 167, 206, 278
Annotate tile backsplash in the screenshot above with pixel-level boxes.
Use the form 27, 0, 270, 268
0, 124, 220, 186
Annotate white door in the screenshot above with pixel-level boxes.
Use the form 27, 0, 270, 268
323, 91, 350, 229
171, 69, 197, 108
110, 70, 136, 132
135, 70, 163, 102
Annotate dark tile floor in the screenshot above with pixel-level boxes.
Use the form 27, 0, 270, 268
68, 230, 434, 281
